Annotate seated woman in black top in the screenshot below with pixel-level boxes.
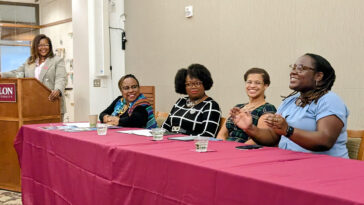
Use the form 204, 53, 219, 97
99, 74, 157, 128
162, 64, 221, 137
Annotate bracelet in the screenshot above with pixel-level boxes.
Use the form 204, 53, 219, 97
285, 126, 294, 138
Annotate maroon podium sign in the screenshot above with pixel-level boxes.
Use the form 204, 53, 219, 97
0, 83, 16, 102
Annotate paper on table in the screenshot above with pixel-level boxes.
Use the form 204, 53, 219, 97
168, 136, 196, 141
168, 136, 223, 141
63, 123, 117, 128
64, 123, 91, 128
117, 129, 152, 137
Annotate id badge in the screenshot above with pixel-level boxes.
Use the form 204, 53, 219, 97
172, 126, 180, 132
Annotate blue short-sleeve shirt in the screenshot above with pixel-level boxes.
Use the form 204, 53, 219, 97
278, 91, 349, 158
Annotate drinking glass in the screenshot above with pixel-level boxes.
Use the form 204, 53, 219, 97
97, 123, 108, 135
150, 128, 165, 141
194, 136, 209, 152
89, 114, 98, 128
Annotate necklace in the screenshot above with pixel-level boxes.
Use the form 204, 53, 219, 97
242, 101, 266, 112
186, 95, 208, 115
186, 95, 208, 108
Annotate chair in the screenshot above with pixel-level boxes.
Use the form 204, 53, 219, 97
155, 111, 169, 128
346, 130, 364, 161
218, 117, 227, 133
139, 86, 155, 113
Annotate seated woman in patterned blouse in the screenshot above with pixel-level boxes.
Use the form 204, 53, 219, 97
99, 74, 157, 128
162, 64, 221, 137
216, 68, 276, 144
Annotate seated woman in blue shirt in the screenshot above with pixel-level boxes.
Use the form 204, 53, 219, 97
99, 74, 157, 128
231, 53, 349, 158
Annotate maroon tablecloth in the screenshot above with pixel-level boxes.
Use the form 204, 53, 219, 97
14, 124, 364, 205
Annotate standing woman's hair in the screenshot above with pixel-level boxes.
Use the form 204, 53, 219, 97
118, 74, 140, 91
174, 64, 214, 94
28, 34, 55, 64
284, 53, 336, 107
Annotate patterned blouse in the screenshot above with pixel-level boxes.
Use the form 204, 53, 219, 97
162, 97, 221, 137
226, 103, 276, 143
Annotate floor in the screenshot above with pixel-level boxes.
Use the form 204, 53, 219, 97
0, 189, 22, 205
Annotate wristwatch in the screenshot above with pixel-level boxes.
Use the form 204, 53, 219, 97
286, 126, 294, 138
58, 89, 62, 96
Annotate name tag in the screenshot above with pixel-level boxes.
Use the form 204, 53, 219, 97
172, 126, 180, 132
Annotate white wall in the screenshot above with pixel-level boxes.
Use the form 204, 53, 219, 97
72, 0, 125, 121
109, 0, 126, 98
39, 0, 74, 122
72, 0, 90, 121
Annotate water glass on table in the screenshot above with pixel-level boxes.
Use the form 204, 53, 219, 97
97, 123, 108, 135
150, 128, 165, 141
194, 136, 209, 152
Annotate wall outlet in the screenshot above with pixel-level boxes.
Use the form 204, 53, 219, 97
93, 79, 101, 87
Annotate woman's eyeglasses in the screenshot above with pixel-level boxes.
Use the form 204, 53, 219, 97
122, 85, 139, 91
185, 81, 203, 88
289, 64, 314, 73
38, 44, 50, 48
245, 81, 263, 85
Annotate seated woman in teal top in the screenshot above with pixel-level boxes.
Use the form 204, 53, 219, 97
231, 53, 349, 158
216, 68, 276, 144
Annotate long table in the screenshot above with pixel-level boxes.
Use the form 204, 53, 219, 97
14, 124, 364, 205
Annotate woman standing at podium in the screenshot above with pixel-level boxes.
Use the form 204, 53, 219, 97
0, 34, 67, 118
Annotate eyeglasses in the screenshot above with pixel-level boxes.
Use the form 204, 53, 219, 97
122, 85, 139, 91
185, 81, 203, 88
38, 44, 50, 48
246, 81, 263, 85
289, 64, 314, 73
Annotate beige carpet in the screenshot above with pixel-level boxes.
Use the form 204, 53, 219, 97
0, 189, 22, 205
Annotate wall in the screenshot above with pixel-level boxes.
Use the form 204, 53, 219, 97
109, 0, 126, 98
40, 0, 74, 122
125, 0, 364, 129
72, 0, 90, 121
71, 0, 125, 121
87, 0, 126, 119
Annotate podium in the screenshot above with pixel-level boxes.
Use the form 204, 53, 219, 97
0, 78, 61, 191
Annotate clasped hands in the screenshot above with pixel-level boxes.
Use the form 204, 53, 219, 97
229, 107, 289, 136
103, 115, 119, 126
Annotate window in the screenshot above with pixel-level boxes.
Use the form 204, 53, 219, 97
0, 41, 30, 72
0, 1, 39, 72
